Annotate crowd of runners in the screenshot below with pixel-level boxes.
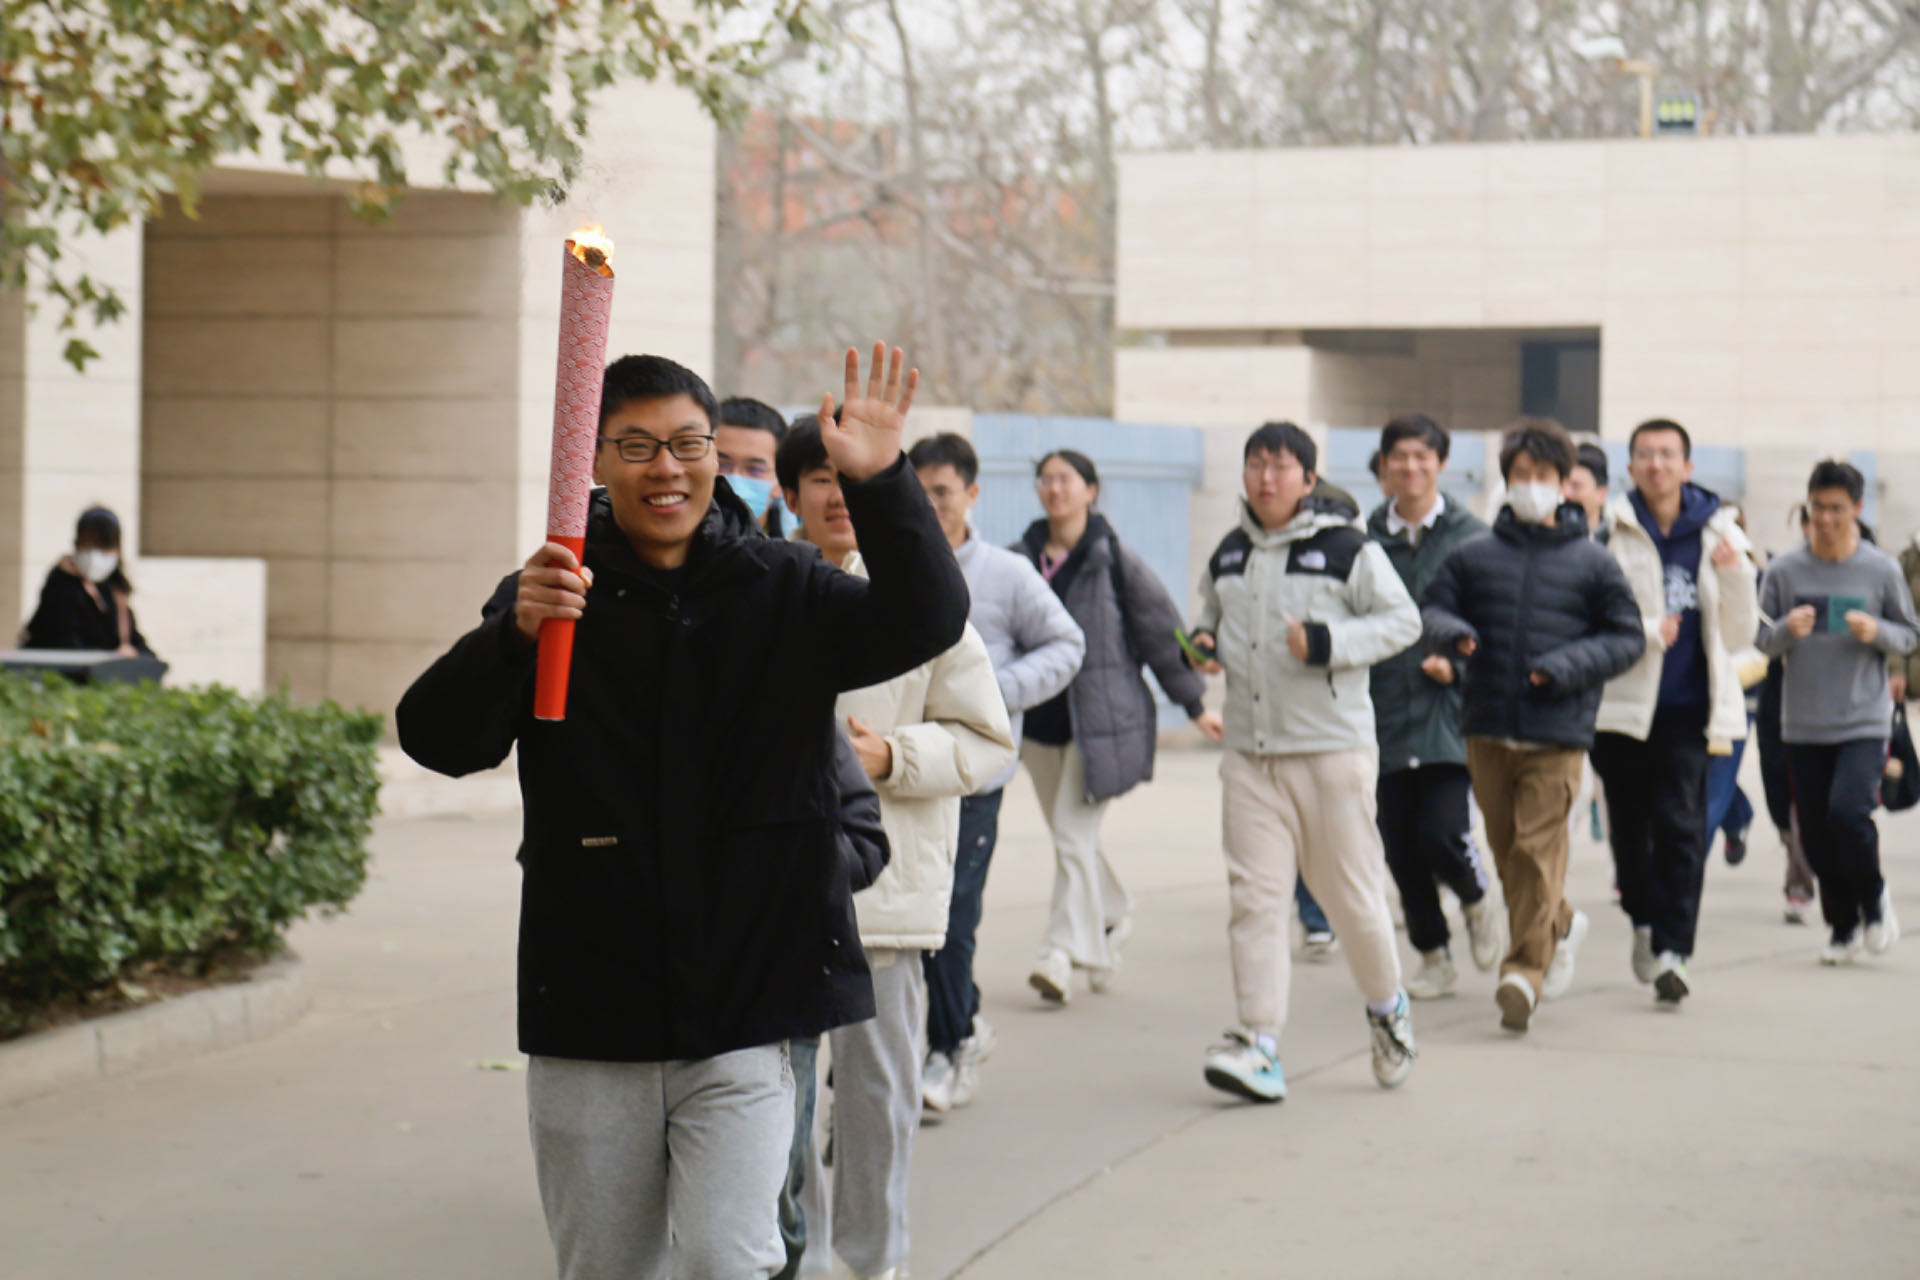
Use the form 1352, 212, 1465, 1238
399, 343, 1916, 1280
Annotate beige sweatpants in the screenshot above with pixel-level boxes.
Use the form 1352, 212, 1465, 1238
1220, 747, 1403, 1042
1023, 740, 1128, 969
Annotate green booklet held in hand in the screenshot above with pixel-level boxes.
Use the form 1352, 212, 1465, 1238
1796, 594, 1870, 634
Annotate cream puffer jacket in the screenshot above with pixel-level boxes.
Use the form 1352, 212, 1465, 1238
836, 552, 1016, 951
1594, 492, 1759, 752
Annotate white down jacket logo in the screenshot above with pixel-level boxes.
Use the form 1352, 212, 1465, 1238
834, 552, 1016, 951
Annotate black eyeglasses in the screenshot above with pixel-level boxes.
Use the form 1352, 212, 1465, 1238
597, 433, 716, 464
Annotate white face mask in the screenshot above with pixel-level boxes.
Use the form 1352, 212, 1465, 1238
1506, 482, 1562, 525
75, 549, 119, 583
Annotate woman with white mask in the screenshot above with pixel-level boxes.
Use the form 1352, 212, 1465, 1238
21, 506, 153, 656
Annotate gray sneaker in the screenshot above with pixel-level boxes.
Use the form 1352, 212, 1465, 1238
1631, 924, 1657, 984
1404, 949, 1458, 1000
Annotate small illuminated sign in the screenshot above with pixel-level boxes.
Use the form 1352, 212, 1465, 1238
1656, 94, 1700, 134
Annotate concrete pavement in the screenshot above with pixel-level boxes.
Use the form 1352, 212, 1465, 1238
3, 748, 1917, 1278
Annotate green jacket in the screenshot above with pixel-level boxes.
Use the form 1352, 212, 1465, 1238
1896, 536, 1920, 696
1367, 495, 1488, 772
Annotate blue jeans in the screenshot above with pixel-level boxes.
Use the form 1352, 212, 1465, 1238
774, 1036, 820, 1280
924, 789, 1004, 1055
1705, 734, 1755, 847
1295, 876, 1331, 935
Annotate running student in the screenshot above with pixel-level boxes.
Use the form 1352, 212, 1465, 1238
1365, 413, 1504, 1000
1593, 418, 1758, 1008
909, 433, 1085, 1113
397, 346, 964, 1280
1758, 459, 1917, 965
1190, 421, 1423, 1102
1422, 418, 1645, 1034
1016, 449, 1216, 1004
780, 415, 1015, 1280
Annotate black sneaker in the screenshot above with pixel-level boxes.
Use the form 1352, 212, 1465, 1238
1723, 828, 1748, 866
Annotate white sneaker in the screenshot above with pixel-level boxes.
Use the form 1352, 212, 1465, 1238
1541, 910, 1589, 1000
949, 1018, 997, 1109
1463, 897, 1506, 973
921, 1051, 955, 1114
1496, 972, 1535, 1032
1301, 930, 1340, 963
1784, 894, 1813, 926
1029, 949, 1072, 1004
1631, 924, 1658, 984
1865, 887, 1901, 955
1404, 949, 1458, 1000
1089, 915, 1133, 993
1367, 992, 1417, 1089
1202, 1029, 1287, 1103
1820, 932, 1863, 966
1653, 951, 1690, 1006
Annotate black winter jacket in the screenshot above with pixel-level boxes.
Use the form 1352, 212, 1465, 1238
21, 564, 151, 654
1367, 498, 1487, 772
1421, 504, 1645, 750
395, 461, 964, 1063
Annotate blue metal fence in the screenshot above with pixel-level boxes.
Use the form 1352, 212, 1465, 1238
971, 415, 1206, 728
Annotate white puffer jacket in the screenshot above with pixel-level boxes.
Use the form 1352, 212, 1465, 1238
836, 552, 1016, 951
1594, 492, 1758, 751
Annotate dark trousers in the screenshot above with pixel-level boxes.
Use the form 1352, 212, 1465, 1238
1705, 732, 1755, 845
775, 1035, 821, 1280
1592, 703, 1711, 958
1786, 739, 1888, 938
924, 788, 1004, 1056
1376, 763, 1485, 954
1294, 877, 1330, 934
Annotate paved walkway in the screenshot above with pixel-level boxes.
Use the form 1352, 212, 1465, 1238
3, 749, 1916, 1278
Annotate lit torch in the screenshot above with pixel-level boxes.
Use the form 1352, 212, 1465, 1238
534, 227, 616, 722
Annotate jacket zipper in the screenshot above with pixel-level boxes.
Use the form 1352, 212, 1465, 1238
1511, 540, 1539, 740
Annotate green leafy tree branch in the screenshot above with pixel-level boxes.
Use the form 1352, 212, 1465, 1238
1, 0, 817, 369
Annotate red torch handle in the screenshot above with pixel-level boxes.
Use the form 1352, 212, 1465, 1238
533, 534, 587, 721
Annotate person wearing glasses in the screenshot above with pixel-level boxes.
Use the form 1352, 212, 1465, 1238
717, 396, 793, 535
397, 346, 967, 1280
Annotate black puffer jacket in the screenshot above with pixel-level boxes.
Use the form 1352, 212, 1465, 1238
396, 461, 963, 1064
1017, 514, 1206, 802
1421, 504, 1645, 750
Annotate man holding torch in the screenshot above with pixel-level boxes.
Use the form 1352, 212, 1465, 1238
397, 342, 966, 1280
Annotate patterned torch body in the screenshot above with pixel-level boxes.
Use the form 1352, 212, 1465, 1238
534, 238, 615, 721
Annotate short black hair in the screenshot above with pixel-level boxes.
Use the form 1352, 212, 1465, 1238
1367, 450, 1382, 478
1573, 442, 1609, 489
776, 415, 830, 493
908, 432, 979, 487
1499, 417, 1576, 482
76, 506, 123, 549
1807, 458, 1865, 505
716, 396, 786, 440
1629, 418, 1691, 461
1244, 421, 1317, 474
600, 355, 717, 430
1035, 449, 1099, 489
1380, 413, 1449, 463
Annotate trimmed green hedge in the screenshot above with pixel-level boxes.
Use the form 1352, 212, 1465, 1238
0, 675, 381, 1037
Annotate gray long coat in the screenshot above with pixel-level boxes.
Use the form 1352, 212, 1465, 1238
1018, 515, 1207, 802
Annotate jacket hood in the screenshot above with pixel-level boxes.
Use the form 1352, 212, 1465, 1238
1493, 501, 1590, 545
1239, 497, 1353, 548
584, 477, 765, 583
1610, 483, 1725, 545
1019, 511, 1117, 560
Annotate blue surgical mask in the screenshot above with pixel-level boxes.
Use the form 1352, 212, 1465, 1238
728, 474, 775, 520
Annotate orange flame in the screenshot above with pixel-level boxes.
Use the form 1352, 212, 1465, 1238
568, 225, 615, 277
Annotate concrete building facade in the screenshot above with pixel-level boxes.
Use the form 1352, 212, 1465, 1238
1115, 132, 1920, 579
1, 81, 716, 718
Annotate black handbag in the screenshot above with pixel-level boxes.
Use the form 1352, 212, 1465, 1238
1883, 704, 1920, 812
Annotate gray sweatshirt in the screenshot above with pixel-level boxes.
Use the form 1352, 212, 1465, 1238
953, 529, 1087, 792
1757, 541, 1919, 744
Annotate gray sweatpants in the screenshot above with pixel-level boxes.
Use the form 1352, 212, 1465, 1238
527, 1044, 794, 1280
800, 949, 925, 1277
